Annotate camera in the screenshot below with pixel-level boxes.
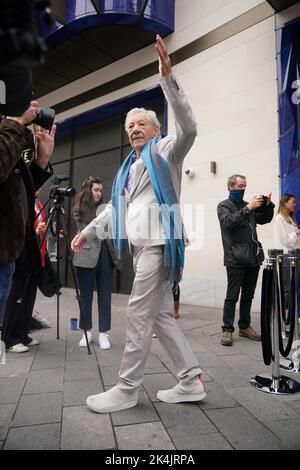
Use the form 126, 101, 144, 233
50, 176, 76, 200
259, 195, 268, 206
32, 107, 55, 130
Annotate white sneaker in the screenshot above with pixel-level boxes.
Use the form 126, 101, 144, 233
79, 331, 93, 347
86, 385, 138, 413
8, 343, 29, 353
99, 333, 110, 350
157, 375, 206, 403
27, 339, 40, 346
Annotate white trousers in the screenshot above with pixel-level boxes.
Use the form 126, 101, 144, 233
118, 246, 202, 392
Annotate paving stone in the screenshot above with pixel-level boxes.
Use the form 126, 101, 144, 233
0, 357, 34, 377
175, 432, 233, 450
63, 379, 103, 406
32, 353, 65, 370
38, 338, 66, 354
100, 365, 119, 386
66, 345, 99, 362
115, 422, 175, 450
287, 400, 300, 414
0, 404, 16, 440
225, 386, 298, 422
205, 407, 285, 450
0, 376, 26, 404
143, 374, 178, 402
263, 419, 300, 450
61, 406, 115, 450
205, 366, 250, 387
200, 381, 239, 410
64, 360, 100, 382
1, 290, 298, 450
12, 392, 63, 426
23, 369, 64, 394
220, 353, 270, 376
111, 390, 159, 426
95, 345, 124, 366
4, 423, 61, 450
155, 401, 217, 448
194, 350, 227, 368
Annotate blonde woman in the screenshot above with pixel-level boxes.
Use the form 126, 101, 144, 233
274, 194, 300, 316
274, 194, 300, 251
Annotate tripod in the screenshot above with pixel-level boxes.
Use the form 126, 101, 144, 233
40, 194, 92, 355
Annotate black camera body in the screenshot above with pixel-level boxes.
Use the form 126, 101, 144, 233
260, 195, 268, 205
50, 176, 75, 200
33, 107, 55, 130
50, 186, 76, 199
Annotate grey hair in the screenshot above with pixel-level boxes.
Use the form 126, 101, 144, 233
227, 174, 246, 188
125, 107, 161, 132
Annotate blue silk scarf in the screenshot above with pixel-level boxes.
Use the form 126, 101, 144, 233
112, 136, 185, 282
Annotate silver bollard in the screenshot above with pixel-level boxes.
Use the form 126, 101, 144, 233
251, 249, 300, 395
281, 250, 300, 373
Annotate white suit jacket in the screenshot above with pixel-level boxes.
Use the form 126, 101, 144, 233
82, 74, 197, 247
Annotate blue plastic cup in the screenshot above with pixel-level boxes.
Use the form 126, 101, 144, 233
70, 318, 78, 331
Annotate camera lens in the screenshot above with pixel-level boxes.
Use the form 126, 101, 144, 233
32, 107, 55, 130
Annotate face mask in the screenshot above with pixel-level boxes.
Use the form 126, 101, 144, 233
229, 189, 245, 200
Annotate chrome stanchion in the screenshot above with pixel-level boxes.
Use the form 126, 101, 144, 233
277, 251, 286, 339
281, 249, 300, 373
251, 249, 300, 395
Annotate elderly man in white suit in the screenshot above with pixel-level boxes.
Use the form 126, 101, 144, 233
71, 35, 205, 413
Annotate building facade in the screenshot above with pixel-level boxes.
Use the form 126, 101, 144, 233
36, 0, 300, 309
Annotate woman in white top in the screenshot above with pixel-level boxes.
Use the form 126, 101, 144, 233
274, 194, 300, 251
274, 194, 300, 316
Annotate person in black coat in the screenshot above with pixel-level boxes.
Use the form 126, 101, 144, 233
0, 102, 56, 352
217, 174, 274, 346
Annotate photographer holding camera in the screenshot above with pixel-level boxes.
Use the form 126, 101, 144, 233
217, 174, 274, 347
0, 101, 56, 352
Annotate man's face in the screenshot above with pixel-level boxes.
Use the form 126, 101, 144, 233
127, 112, 159, 154
229, 177, 247, 191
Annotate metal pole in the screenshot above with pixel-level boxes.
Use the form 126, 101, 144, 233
289, 250, 300, 373
251, 249, 300, 395
271, 250, 280, 392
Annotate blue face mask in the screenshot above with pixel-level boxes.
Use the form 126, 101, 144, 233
229, 189, 245, 200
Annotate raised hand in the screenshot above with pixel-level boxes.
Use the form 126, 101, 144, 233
33, 123, 56, 169
155, 34, 172, 77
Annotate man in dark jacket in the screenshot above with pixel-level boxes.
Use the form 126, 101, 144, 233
217, 174, 274, 346
0, 102, 56, 351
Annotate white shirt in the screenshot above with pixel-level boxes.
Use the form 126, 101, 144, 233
126, 153, 140, 194
274, 213, 300, 252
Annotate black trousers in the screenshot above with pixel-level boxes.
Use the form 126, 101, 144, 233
1, 246, 38, 349
76, 241, 113, 333
222, 266, 260, 332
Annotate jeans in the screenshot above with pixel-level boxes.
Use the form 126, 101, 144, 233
222, 266, 260, 332
76, 241, 113, 332
0, 263, 15, 323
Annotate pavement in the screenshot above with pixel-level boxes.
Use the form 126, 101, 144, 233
1, 288, 300, 451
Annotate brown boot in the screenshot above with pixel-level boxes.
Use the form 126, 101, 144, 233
239, 326, 261, 341
221, 331, 233, 346
174, 301, 180, 319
